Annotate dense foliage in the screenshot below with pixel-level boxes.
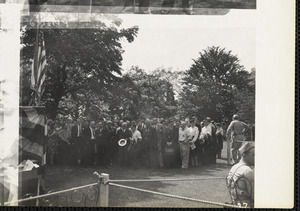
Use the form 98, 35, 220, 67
20, 18, 139, 119
178, 46, 255, 123
21, 24, 254, 124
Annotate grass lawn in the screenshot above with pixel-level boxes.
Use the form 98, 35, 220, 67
43, 142, 232, 207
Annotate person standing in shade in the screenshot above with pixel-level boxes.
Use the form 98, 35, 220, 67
156, 123, 166, 168
71, 118, 83, 165
188, 118, 199, 167
226, 114, 249, 164
140, 119, 155, 168
116, 122, 132, 167
82, 121, 96, 166
226, 142, 254, 208
199, 118, 213, 165
178, 121, 190, 169
216, 123, 225, 159
101, 121, 114, 168
128, 124, 142, 168
172, 120, 181, 167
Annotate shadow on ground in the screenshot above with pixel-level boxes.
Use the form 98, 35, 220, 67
44, 159, 231, 207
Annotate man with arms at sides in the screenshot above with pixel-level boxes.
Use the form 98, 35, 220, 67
100, 121, 114, 168
178, 121, 190, 169
172, 120, 181, 167
226, 142, 254, 208
188, 118, 199, 167
71, 118, 83, 165
226, 114, 249, 164
156, 123, 166, 168
82, 121, 96, 166
140, 118, 155, 168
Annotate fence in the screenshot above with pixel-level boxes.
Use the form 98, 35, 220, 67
3, 172, 245, 208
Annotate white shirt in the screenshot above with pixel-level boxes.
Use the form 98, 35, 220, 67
188, 126, 199, 143
200, 124, 212, 139
132, 130, 142, 143
178, 127, 189, 142
77, 124, 81, 137
90, 126, 95, 139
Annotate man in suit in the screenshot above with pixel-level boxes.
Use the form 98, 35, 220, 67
140, 119, 155, 168
100, 121, 114, 168
71, 118, 83, 165
82, 121, 96, 166
116, 122, 132, 167
172, 120, 181, 167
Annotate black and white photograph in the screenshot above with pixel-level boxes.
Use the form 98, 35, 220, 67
0, 0, 295, 209
27, 0, 256, 15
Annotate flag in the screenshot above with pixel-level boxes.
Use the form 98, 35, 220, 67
31, 29, 47, 104
19, 107, 46, 165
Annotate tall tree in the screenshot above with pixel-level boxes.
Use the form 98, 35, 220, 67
20, 19, 138, 119
110, 66, 177, 120
178, 46, 253, 122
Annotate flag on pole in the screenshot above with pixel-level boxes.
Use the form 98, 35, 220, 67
31, 29, 47, 104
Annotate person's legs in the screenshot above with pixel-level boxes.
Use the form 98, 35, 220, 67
180, 143, 189, 168
121, 0, 134, 13
123, 0, 134, 6
182, 144, 190, 168
231, 141, 242, 163
182, 0, 194, 14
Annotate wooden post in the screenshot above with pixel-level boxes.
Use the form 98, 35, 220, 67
98, 173, 109, 207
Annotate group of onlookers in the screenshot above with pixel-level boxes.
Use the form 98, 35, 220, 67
45, 114, 253, 169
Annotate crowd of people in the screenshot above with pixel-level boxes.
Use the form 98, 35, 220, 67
45, 114, 253, 169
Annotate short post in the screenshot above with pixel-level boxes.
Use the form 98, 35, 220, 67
98, 173, 109, 207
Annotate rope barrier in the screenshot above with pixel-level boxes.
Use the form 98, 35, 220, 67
109, 177, 226, 183
109, 182, 243, 208
4, 182, 98, 205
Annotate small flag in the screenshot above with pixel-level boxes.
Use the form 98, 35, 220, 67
31, 29, 47, 104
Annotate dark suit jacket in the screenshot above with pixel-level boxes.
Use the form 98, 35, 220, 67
71, 124, 82, 138
116, 129, 132, 147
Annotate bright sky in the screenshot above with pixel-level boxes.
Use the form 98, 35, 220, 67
119, 14, 255, 73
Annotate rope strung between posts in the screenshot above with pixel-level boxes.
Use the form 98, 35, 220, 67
109, 177, 226, 183
4, 182, 98, 205
109, 182, 243, 208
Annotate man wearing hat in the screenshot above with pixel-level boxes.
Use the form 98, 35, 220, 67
226, 114, 249, 164
226, 142, 254, 208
